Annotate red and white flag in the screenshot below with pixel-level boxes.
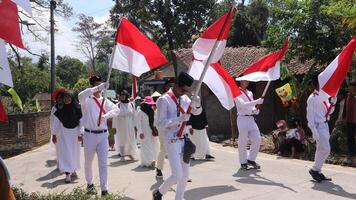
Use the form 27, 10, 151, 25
236, 38, 289, 82
189, 8, 240, 110
318, 36, 356, 99
0, 0, 24, 49
111, 18, 168, 77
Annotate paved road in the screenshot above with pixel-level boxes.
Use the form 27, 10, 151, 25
4, 143, 356, 200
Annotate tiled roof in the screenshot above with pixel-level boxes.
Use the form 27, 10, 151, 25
174, 47, 320, 77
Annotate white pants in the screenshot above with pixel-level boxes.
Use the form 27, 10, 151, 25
189, 128, 211, 159
156, 131, 166, 170
84, 132, 109, 191
159, 139, 189, 200
312, 122, 330, 172
237, 116, 261, 164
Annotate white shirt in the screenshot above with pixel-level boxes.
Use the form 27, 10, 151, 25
156, 89, 202, 139
234, 88, 259, 116
78, 87, 119, 130
306, 90, 335, 133
286, 128, 301, 140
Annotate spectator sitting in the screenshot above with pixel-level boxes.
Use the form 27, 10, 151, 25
271, 120, 289, 155
286, 119, 306, 158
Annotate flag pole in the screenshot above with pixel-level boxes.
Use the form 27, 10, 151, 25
97, 18, 123, 126
261, 81, 271, 98
177, 6, 236, 137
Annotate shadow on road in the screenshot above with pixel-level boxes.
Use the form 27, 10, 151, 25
184, 185, 238, 199
233, 168, 296, 192
131, 166, 155, 172
40, 178, 79, 189
109, 160, 137, 167
312, 181, 356, 199
36, 168, 62, 181
45, 159, 57, 168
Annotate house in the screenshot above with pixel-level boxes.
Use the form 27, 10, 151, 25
141, 47, 320, 140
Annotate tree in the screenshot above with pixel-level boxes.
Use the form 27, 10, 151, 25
110, 0, 216, 76
56, 56, 87, 88
72, 14, 104, 71
263, 0, 354, 65
228, 0, 269, 47
322, 0, 356, 30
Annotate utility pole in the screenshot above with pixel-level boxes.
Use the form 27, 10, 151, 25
50, 0, 56, 106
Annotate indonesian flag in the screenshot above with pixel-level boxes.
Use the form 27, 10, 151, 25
318, 36, 356, 99
0, 0, 24, 49
189, 8, 240, 110
236, 38, 289, 82
111, 18, 168, 77
0, 39, 13, 87
0, 98, 8, 122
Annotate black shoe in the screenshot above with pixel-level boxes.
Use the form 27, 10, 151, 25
86, 184, 97, 195
101, 190, 109, 196
156, 168, 163, 178
309, 169, 322, 183
319, 173, 332, 181
241, 163, 248, 170
247, 160, 261, 169
187, 178, 192, 182
205, 154, 215, 160
152, 190, 162, 200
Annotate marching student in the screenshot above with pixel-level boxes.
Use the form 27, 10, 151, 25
51, 90, 82, 183
307, 75, 336, 182
112, 90, 138, 161
235, 79, 264, 170
153, 72, 202, 200
136, 96, 160, 167
78, 75, 119, 196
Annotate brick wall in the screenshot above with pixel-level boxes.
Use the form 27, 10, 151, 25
0, 112, 51, 158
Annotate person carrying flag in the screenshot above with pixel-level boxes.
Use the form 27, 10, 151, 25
235, 79, 264, 170
153, 72, 202, 200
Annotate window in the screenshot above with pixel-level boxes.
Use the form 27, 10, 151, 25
17, 121, 23, 137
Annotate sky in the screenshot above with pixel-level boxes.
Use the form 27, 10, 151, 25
19, 0, 115, 62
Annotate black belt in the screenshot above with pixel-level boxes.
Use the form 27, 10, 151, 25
84, 128, 107, 134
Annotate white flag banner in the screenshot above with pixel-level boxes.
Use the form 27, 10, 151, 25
0, 39, 14, 87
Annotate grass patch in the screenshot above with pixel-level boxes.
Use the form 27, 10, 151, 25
13, 187, 123, 200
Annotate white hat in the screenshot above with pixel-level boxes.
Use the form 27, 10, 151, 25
151, 91, 162, 98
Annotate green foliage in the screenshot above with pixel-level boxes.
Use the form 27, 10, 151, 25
230, 0, 269, 47
72, 78, 90, 97
13, 187, 122, 200
263, 0, 354, 65
110, 0, 216, 50
322, 0, 356, 30
56, 56, 87, 88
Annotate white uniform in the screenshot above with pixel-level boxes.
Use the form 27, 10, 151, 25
156, 89, 201, 200
189, 128, 211, 159
156, 110, 166, 171
78, 86, 119, 192
112, 102, 137, 157
136, 109, 159, 167
234, 88, 261, 164
50, 106, 60, 165
50, 108, 81, 173
307, 90, 335, 172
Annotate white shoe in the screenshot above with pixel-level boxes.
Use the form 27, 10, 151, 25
65, 174, 71, 183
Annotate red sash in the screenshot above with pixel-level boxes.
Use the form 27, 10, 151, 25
240, 88, 252, 102
92, 97, 106, 114
323, 101, 334, 120
167, 92, 186, 114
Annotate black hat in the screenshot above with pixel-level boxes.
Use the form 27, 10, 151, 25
176, 72, 194, 87
120, 90, 130, 96
89, 75, 102, 85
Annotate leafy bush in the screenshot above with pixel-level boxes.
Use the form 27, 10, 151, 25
13, 187, 122, 200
